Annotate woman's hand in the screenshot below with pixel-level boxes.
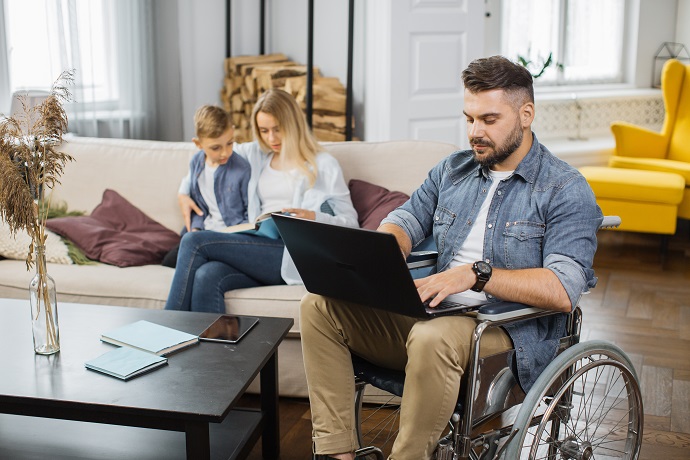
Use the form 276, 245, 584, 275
178, 194, 203, 232
282, 208, 316, 220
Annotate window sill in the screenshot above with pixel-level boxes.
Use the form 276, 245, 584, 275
535, 85, 661, 102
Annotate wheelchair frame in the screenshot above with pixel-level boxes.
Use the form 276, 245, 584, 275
350, 216, 644, 460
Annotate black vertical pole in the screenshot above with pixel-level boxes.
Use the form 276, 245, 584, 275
306, 0, 314, 127
345, 0, 354, 141
260, 0, 266, 55
226, 0, 232, 58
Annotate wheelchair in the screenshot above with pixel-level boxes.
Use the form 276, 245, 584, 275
350, 216, 643, 460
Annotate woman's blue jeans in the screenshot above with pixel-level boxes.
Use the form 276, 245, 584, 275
165, 230, 286, 313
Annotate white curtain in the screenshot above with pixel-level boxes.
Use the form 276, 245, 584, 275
2, 0, 157, 139
0, 1, 12, 113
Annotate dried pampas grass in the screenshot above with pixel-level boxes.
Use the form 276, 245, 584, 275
0, 69, 75, 269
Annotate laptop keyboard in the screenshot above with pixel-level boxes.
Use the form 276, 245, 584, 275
424, 299, 481, 315
425, 299, 462, 310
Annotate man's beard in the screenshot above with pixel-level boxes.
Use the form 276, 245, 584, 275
470, 122, 523, 168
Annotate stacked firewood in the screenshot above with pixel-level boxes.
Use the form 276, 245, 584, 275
221, 53, 351, 143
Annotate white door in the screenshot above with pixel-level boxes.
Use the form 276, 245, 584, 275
364, 0, 485, 148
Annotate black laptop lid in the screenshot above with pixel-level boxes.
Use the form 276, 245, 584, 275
273, 214, 430, 318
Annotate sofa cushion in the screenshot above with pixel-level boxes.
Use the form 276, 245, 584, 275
349, 179, 410, 230
46, 189, 180, 267
0, 221, 72, 264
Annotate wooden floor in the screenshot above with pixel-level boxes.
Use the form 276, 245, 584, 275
244, 221, 690, 459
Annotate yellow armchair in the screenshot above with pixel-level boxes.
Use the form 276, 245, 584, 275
610, 58, 690, 219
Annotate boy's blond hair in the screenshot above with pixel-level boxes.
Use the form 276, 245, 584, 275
194, 105, 233, 139
251, 89, 322, 186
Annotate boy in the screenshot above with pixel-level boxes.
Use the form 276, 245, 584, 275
186, 105, 250, 232
162, 105, 250, 267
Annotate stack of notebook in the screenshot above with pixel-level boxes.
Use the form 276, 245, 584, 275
84, 320, 199, 380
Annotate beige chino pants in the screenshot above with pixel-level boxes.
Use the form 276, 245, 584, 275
301, 293, 513, 460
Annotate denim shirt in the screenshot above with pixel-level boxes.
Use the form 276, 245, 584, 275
381, 133, 603, 392
188, 150, 250, 230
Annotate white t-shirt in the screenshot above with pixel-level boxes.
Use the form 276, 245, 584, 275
445, 169, 514, 304
258, 163, 299, 215
197, 164, 227, 231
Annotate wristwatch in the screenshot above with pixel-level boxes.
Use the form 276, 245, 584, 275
470, 261, 492, 292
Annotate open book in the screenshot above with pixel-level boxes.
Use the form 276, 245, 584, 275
222, 212, 283, 239
222, 212, 275, 233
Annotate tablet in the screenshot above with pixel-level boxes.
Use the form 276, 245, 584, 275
198, 315, 260, 344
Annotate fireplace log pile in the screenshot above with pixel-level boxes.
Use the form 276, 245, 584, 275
221, 53, 351, 143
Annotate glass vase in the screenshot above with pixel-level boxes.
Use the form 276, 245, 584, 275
29, 244, 60, 355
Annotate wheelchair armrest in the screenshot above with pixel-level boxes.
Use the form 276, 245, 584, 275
600, 215, 621, 229
476, 301, 546, 321
406, 251, 438, 269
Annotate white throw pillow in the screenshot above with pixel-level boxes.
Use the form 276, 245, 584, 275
0, 220, 73, 264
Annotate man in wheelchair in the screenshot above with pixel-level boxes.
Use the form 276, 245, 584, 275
301, 55, 603, 460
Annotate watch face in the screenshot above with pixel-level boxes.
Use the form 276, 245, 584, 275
475, 261, 492, 275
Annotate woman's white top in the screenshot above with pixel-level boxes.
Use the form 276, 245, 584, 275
180, 141, 358, 284
257, 164, 298, 215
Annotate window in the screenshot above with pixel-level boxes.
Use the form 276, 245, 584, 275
2, 0, 156, 139
5, 0, 117, 109
501, 0, 625, 86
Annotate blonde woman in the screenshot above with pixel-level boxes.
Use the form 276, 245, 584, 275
166, 89, 358, 313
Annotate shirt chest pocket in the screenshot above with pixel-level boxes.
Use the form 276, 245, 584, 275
503, 221, 545, 268
433, 206, 456, 253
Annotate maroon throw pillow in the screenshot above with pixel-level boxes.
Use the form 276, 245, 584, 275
348, 179, 410, 230
46, 189, 181, 267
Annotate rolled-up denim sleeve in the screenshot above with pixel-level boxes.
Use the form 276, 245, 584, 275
543, 174, 603, 308
545, 252, 596, 307
380, 208, 428, 246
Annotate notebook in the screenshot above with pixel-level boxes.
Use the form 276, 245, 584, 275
85, 346, 168, 380
100, 320, 199, 356
272, 214, 488, 318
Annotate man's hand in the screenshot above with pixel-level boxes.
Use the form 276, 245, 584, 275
416, 264, 573, 312
414, 265, 474, 307
178, 194, 202, 232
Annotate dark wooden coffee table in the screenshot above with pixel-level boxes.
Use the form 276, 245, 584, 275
0, 299, 293, 459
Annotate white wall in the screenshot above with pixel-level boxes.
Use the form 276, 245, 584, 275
635, 0, 679, 87
676, 1, 690, 57
152, 0, 183, 142
176, 0, 227, 142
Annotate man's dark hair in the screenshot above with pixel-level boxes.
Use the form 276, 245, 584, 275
461, 55, 534, 105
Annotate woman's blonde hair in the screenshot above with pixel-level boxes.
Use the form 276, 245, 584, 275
251, 89, 322, 186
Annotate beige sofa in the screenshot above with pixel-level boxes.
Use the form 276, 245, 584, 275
0, 135, 457, 397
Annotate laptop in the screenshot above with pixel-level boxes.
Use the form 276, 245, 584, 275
272, 213, 488, 318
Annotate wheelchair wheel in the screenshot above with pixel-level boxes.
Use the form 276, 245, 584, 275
502, 340, 643, 459
354, 399, 400, 459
